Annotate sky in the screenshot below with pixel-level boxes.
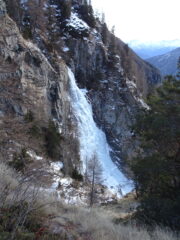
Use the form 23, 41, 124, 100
91, 0, 180, 43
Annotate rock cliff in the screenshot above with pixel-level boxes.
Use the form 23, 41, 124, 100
1, 0, 161, 177
0, 5, 80, 175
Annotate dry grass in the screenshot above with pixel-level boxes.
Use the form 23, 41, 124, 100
0, 161, 19, 190
41, 200, 179, 240
0, 162, 179, 240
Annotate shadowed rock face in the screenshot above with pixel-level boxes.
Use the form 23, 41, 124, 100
1, 0, 161, 175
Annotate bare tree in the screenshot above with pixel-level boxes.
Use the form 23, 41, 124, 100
87, 153, 103, 207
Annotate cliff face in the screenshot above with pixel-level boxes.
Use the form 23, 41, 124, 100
0, 6, 80, 175
64, 31, 161, 167
1, 0, 161, 175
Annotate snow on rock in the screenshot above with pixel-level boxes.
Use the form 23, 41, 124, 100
27, 150, 43, 161
135, 96, 150, 110
49, 161, 64, 190
62, 47, 70, 52
126, 78, 150, 110
66, 12, 90, 32
51, 161, 63, 173
50, 176, 119, 205
47, 161, 121, 206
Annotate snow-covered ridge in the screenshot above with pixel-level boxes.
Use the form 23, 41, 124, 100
68, 68, 133, 195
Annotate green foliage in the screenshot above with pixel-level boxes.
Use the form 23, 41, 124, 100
176, 57, 180, 80
27, 119, 62, 160
71, 167, 83, 181
21, 13, 33, 40
131, 79, 180, 230
0, 232, 11, 240
101, 23, 109, 45
59, 0, 72, 21
79, 3, 96, 28
15, 232, 35, 240
44, 120, 61, 159
24, 110, 34, 122
9, 148, 31, 172
22, 26, 33, 40
28, 124, 41, 138
0, 203, 59, 239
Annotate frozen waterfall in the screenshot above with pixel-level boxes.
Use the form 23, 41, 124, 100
68, 68, 133, 195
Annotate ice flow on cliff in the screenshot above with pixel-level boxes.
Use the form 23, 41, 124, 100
68, 68, 133, 195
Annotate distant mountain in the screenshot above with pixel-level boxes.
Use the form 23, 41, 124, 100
129, 40, 180, 59
146, 47, 180, 76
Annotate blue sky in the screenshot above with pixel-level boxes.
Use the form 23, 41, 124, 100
92, 0, 180, 43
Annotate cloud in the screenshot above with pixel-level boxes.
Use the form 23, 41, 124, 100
92, 0, 180, 42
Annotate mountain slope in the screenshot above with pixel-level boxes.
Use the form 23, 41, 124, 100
146, 47, 180, 76
0, 0, 161, 189
129, 40, 180, 59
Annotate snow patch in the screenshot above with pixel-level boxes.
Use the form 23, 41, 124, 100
62, 47, 70, 52
135, 97, 150, 110
51, 162, 63, 173
66, 12, 90, 32
27, 150, 43, 161
126, 79, 150, 110
126, 79, 137, 89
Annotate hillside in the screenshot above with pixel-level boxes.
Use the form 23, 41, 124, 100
147, 47, 180, 76
1, 0, 176, 239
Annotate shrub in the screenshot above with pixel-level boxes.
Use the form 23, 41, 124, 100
0, 203, 44, 240
79, 4, 96, 28
24, 110, 34, 122
22, 26, 33, 40
101, 23, 109, 45
21, 14, 33, 40
59, 0, 72, 21
71, 167, 83, 181
0, 231, 11, 240
9, 148, 31, 172
28, 124, 41, 138
44, 120, 61, 159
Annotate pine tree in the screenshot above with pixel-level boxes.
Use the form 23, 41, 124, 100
101, 23, 109, 45
176, 57, 180, 80
131, 78, 180, 229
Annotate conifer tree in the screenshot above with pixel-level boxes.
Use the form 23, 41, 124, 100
176, 57, 180, 80
131, 78, 180, 229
